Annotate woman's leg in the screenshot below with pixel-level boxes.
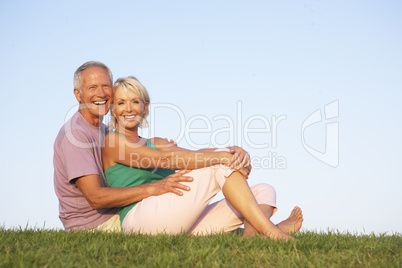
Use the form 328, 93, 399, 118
190, 183, 277, 235
190, 183, 303, 238
221, 172, 294, 240
244, 205, 303, 237
123, 165, 302, 239
122, 166, 234, 234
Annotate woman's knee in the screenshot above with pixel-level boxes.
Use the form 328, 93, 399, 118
250, 183, 277, 203
210, 165, 242, 187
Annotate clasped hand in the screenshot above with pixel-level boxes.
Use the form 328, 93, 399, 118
227, 146, 252, 179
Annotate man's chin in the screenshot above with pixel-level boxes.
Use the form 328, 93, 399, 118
89, 106, 110, 117
95, 107, 110, 116
79, 103, 110, 117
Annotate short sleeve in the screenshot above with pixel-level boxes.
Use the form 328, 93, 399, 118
60, 129, 100, 183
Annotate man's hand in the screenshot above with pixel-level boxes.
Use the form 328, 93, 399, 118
150, 170, 193, 196
163, 138, 177, 146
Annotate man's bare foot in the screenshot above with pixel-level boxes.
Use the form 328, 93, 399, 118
276, 206, 304, 234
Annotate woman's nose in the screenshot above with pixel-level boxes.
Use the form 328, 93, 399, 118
126, 103, 133, 112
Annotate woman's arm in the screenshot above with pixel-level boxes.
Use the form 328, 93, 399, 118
102, 133, 233, 171
151, 138, 252, 172
150, 138, 252, 177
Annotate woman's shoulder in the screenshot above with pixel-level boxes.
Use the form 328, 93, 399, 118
103, 131, 134, 149
148, 137, 169, 146
148, 137, 179, 151
104, 131, 121, 141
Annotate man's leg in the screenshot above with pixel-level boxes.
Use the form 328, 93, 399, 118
95, 214, 122, 232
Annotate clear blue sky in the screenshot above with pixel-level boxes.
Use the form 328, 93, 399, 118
1, 0, 401, 234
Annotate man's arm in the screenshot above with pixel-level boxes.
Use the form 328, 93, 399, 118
75, 170, 193, 209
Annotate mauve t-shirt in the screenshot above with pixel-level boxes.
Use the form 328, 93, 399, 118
53, 111, 117, 230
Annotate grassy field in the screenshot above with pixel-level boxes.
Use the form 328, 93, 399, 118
1, 227, 401, 267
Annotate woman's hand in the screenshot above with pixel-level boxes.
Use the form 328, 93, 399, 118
228, 146, 251, 169
227, 146, 252, 177
237, 165, 252, 179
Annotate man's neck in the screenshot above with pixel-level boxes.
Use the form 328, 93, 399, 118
78, 109, 103, 127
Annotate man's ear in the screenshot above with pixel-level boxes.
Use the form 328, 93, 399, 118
74, 88, 81, 103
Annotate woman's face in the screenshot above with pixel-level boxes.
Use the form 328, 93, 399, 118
112, 86, 148, 130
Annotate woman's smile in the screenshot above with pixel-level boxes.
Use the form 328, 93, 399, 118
112, 86, 148, 130
122, 114, 140, 122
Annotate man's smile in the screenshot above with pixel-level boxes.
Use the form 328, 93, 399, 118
93, 100, 107, 105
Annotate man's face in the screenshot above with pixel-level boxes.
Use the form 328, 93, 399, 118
74, 67, 113, 120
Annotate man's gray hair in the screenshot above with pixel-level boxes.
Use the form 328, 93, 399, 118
74, 61, 113, 92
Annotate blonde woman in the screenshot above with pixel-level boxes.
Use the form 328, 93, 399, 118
102, 76, 303, 240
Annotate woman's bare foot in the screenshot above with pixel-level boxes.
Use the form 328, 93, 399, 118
276, 206, 304, 234
262, 228, 295, 241
245, 219, 295, 241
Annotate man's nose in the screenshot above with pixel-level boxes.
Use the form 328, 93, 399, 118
97, 87, 107, 98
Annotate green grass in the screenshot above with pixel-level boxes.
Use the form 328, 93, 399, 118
1, 227, 401, 267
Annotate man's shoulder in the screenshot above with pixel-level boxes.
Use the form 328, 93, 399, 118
55, 113, 83, 139
54, 112, 100, 149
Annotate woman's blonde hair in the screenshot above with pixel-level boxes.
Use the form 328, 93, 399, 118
109, 76, 150, 130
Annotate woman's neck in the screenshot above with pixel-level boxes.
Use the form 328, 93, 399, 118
116, 127, 141, 142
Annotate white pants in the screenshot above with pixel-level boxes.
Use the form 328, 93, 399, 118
122, 165, 277, 235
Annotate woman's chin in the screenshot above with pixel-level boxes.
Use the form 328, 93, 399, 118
118, 122, 140, 130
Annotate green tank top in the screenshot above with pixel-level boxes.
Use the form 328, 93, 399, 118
104, 135, 175, 225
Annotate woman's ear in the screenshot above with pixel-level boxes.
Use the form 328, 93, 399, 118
143, 102, 149, 114
110, 105, 116, 117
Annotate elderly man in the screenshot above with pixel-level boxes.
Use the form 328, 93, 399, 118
53, 61, 192, 231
